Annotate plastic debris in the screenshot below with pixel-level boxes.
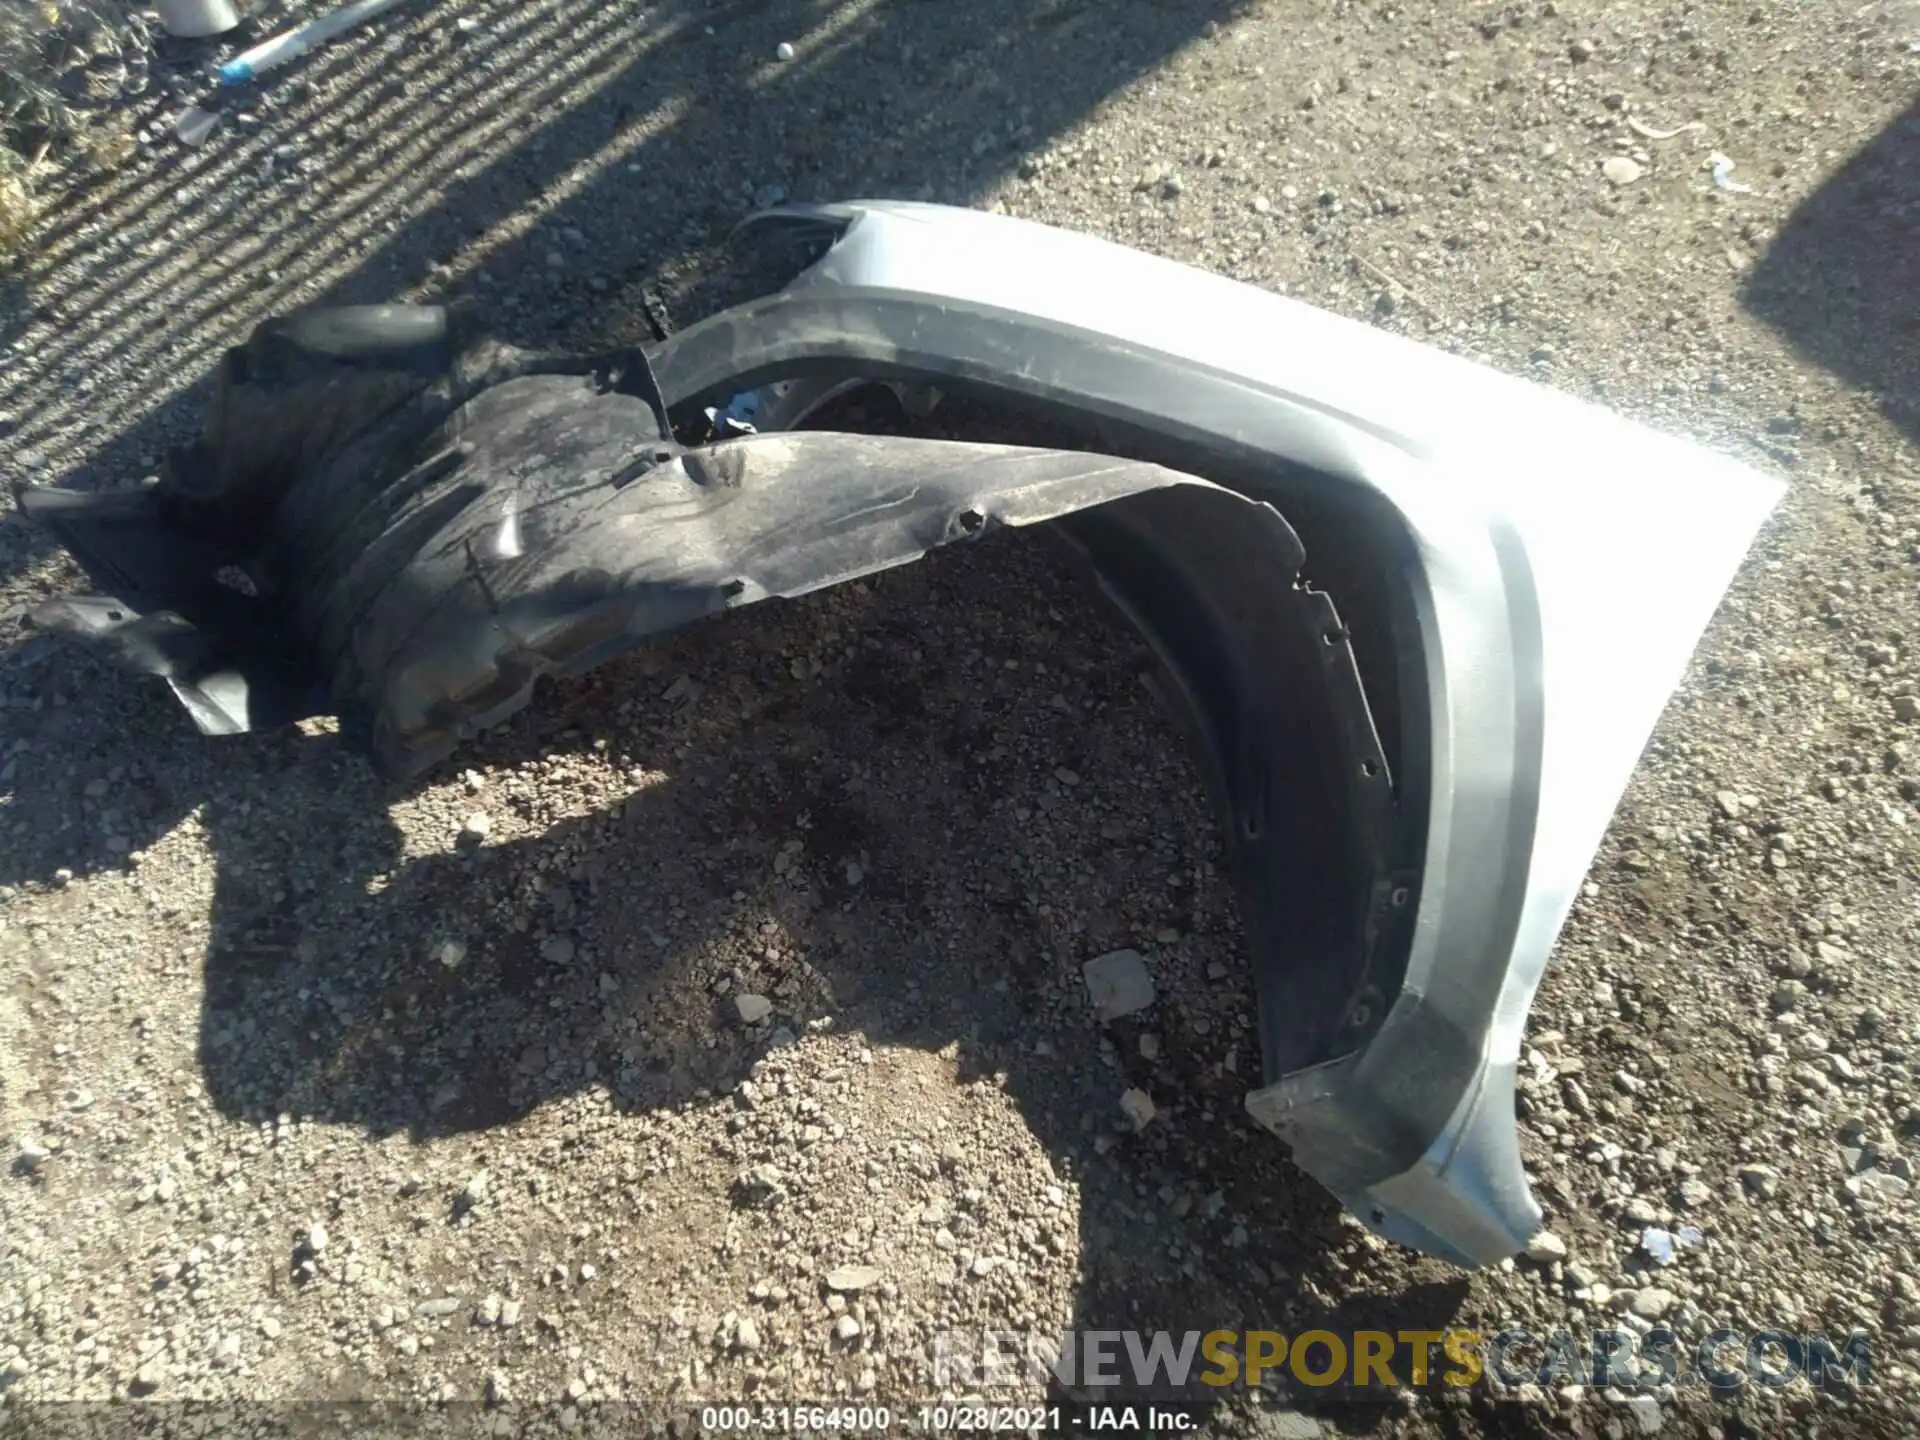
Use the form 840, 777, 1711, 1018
220, 0, 412, 87
704, 390, 762, 439
156, 0, 241, 38
1625, 117, 1705, 142
174, 105, 221, 147
1639, 1224, 1704, 1266
775, 41, 795, 61
1709, 152, 1753, 194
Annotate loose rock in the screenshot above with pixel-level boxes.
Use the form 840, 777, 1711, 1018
1083, 949, 1156, 1020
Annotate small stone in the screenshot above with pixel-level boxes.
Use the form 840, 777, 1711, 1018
1855, 1170, 1912, 1204
1569, 38, 1595, 61
1563, 1078, 1593, 1117
735, 1316, 761, 1352
1083, 949, 1156, 1020
1525, 1230, 1568, 1263
540, 935, 575, 965
825, 1264, 883, 1293
1628, 1287, 1677, 1320
499, 1299, 523, 1328
435, 939, 467, 969
416, 1296, 462, 1319
1138, 1033, 1161, 1061
461, 1171, 490, 1208
131, 1359, 166, 1393
775, 41, 795, 60
1621, 1394, 1663, 1436
834, 1314, 862, 1342
735, 993, 773, 1025
1894, 696, 1920, 723
1119, 1087, 1156, 1130
304, 1222, 328, 1256
474, 1295, 503, 1327
260, 1316, 282, 1339
1676, 1178, 1714, 1209
461, 812, 492, 841
1248, 1414, 1321, 1440
970, 1255, 1006, 1277
13, 1143, 48, 1176
485, 1370, 511, 1405
1602, 156, 1644, 186
1623, 1197, 1661, 1226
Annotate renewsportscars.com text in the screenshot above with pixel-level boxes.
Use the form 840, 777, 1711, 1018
930, 1326, 1873, 1397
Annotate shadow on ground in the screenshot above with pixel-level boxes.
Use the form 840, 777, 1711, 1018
0, 0, 1254, 592
0, 513, 1466, 1427
1742, 99, 1920, 447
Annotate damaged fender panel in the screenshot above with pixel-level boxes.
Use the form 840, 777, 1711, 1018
652, 201, 1785, 1264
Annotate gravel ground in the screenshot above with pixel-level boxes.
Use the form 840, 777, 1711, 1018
2, 1, 1919, 1436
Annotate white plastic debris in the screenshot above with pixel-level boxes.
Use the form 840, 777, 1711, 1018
1709, 152, 1753, 194
1625, 117, 1705, 142
220, 0, 413, 86
775, 41, 796, 61
1639, 1224, 1704, 1266
174, 106, 222, 147
156, 0, 241, 38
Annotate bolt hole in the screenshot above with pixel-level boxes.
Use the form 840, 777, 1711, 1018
1360, 759, 1379, 778
1322, 628, 1344, 647
1241, 813, 1264, 841
1390, 886, 1410, 909
105, 609, 123, 623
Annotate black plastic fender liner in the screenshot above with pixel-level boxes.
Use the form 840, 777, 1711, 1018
316, 424, 1329, 778
1053, 489, 1400, 1076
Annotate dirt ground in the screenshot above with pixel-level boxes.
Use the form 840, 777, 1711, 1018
1, 1, 1918, 1436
